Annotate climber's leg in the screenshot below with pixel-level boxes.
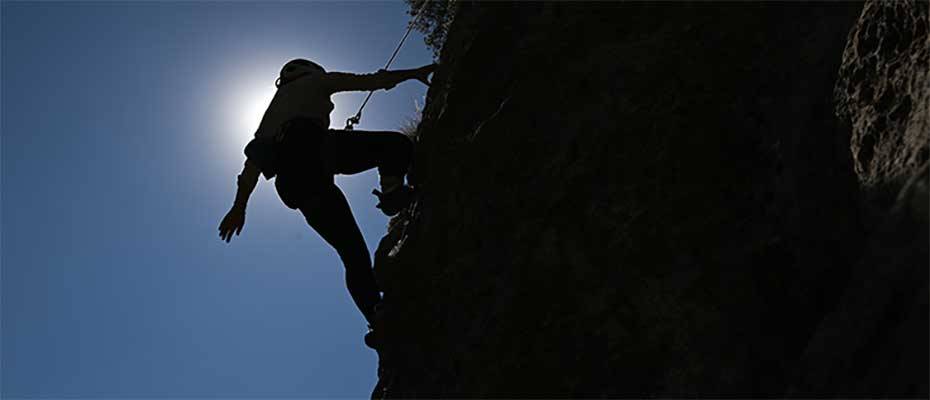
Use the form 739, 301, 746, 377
297, 183, 380, 324
323, 130, 413, 186
323, 130, 416, 215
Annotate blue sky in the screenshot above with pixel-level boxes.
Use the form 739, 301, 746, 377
1, 2, 431, 398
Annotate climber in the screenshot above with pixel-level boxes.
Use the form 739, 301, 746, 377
217, 58, 435, 329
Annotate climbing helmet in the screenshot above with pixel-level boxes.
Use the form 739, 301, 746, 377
276, 59, 325, 87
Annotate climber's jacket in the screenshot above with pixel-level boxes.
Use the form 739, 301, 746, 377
246, 69, 412, 180
253, 69, 411, 140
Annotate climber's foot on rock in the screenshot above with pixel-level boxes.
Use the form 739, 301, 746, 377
373, 185, 416, 216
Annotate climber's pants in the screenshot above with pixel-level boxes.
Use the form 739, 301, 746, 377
271, 124, 412, 324
273, 125, 414, 208
321, 129, 413, 179
296, 183, 380, 324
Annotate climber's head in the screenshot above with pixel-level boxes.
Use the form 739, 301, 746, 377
276, 58, 325, 88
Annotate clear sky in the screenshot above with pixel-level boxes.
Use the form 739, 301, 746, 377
1, 2, 431, 398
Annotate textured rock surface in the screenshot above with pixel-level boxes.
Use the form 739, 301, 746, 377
837, 0, 929, 197
370, 2, 926, 397
791, 1, 929, 396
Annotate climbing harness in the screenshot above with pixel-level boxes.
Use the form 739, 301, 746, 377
344, 0, 430, 130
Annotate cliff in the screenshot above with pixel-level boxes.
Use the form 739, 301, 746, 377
371, 2, 928, 397
793, 1, 929, 395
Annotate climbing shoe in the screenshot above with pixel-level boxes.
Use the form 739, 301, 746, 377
372, 185, 416, 216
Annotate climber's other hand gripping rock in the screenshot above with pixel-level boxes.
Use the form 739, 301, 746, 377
414, 63, 437, 86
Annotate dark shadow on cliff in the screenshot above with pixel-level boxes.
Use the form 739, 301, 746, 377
368, 1, 928, 398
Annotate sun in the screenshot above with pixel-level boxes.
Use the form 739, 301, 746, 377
215, 75, 277, 167
237, 85, 276, 139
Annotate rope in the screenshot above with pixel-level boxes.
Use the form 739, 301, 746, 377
345, 0, 430, 130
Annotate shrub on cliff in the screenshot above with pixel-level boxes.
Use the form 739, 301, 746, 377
405, 0, 456, 57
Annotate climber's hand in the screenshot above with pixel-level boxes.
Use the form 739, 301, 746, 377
415, 63, 437, 86
218, 207, 245, 243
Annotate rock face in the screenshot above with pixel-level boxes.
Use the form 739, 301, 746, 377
371, 2, 927, 397
838, 0, 929, 196
792, 1, 929, 396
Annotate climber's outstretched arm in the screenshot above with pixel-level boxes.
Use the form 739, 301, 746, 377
218, 158, 261, 243
323, 64, 436, 93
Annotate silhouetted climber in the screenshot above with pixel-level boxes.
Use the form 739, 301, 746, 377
218, 58, 434, 331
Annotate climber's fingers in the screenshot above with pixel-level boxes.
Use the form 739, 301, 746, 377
218, 217, 229, 241
420, 63, 437, 74
220, 225, 229, 242
219, 220, 235, 243
218, 208, 246, 243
